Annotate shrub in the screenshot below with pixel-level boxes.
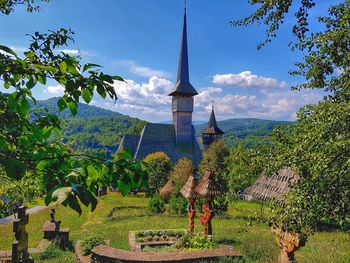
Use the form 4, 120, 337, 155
171, 158, 193, 190
213, 195, 229, 215
32, 237, 73, 261
147, 194, 165, 214
81, 234, 104, 255
143, 152, 173, 196
182, 233, 213, 250
168, 194, 188, 215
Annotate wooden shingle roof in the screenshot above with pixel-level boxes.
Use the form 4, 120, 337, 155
195, 170, 222, 199
180, 174, 198, 199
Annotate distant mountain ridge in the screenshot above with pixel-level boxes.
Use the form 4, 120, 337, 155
33, 98, 293, 155
194, 118, 293, 148
31, 97, 121, 118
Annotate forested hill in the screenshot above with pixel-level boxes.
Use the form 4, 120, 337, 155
32, 98, 146, 157
33, 98, 292, 156
195, 118, 293, 148
31, 97, 121, 118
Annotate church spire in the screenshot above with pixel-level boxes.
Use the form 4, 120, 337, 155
201, 103, 224, 135
169, 0, 198, 96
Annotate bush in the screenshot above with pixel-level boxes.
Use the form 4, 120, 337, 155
182, 233, 213, 250
32, 237, 73, 261
81, 234, 104, 255
213, 195, 229, 215
171, 158, 193, 190
143, 152, 173, 196
147, 194, 165, 214
168, 194, 188, 215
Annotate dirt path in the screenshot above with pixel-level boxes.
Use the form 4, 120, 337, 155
0, 206, 48, 224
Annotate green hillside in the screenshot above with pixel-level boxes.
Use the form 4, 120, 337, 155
32, 98, 146, 157
195, 118, 293, 148
33, 98, 292, 156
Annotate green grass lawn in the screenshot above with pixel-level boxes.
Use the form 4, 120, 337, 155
0, 193, 349, 263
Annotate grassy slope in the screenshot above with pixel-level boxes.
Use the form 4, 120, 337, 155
0, 194, 349, 263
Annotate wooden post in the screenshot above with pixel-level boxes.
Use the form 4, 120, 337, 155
188, 198, 196, 233
207, 199, 214, 241
12, 206, 30, 263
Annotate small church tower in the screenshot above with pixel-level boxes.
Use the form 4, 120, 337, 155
201, 103, 224, 151
168, 1, 198, 146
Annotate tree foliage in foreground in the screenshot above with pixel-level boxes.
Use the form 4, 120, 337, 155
0, 0, 49, 14
234, 0, 350, 236
270, 101, 350, 234
0, 27, 147, 214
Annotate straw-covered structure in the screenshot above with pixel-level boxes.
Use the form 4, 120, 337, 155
195, 170, 222, 199
180, 175, 198, 199
246, 167, 299, 202
159, 179, 175, 202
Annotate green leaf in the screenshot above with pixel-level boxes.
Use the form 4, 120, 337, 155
118, 180, 132, 196
68, 65, 79, 75
20, 98, 30, 115
18, 135, 30, 146
36, 159, 55, 170
112, 75, 124, 82
57, 98, 68, 112
59, 61, 67, 74
83, 63, 101, 72
87, 164, 99, 179
4, 158, 26, 180
68, 100, 78, 116
82, 88, 93, 103
0, 45, 17, 57
96, 85, 106, 99
32, 126, 44, 142
38, 75, 47, 85
67, 195, 82, 215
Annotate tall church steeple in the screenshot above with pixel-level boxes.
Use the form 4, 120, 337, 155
169, 0, 198, 146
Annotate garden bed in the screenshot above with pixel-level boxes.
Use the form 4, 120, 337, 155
129, 229, 186, 252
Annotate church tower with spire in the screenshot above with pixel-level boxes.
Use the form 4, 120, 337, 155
200, 103, 225, 151
168, 1, 198, 146
117, 1, 202, 165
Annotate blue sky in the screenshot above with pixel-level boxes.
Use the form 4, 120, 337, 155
0, 0, 329, 122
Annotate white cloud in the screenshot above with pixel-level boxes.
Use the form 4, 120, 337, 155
193, 88, 322, 121
113, 76, 172, 108
113, 60, 171, 78
45, 85, 64, 95
213, 71, 286, 89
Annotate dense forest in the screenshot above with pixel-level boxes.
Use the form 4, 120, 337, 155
31, 98, 146, 157
194, 118, 292, 148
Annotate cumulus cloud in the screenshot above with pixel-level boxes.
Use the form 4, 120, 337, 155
194, 88, 323, 121
112, 60, 171, 78
113, 76, 173, 109
44, 85, 64, 95
213, 71, 286, 89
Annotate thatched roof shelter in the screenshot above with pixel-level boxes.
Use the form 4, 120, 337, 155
180, 175, 198, 199
159, 179, 175, 202
245, 167, 300, 202
195, 170, 222, 199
